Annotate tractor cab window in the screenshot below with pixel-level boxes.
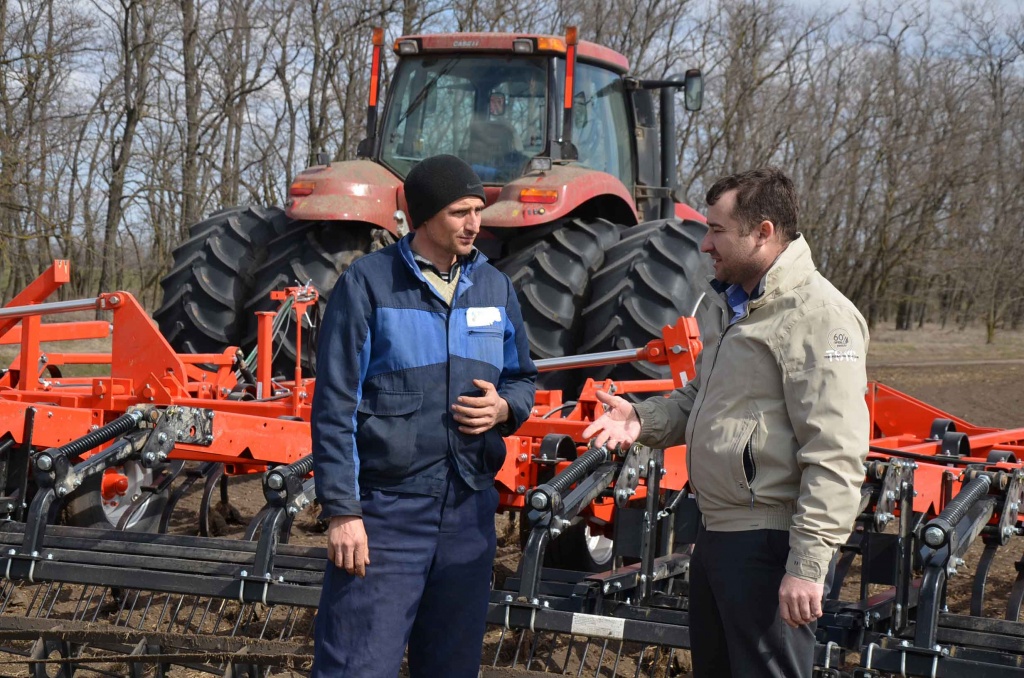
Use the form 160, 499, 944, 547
381, 56, 547, 183
556, 60, 635, 188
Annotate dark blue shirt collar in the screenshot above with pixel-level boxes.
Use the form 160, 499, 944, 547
725, 284, 749, 325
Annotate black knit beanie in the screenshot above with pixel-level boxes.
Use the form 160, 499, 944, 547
404, 154, 486, 228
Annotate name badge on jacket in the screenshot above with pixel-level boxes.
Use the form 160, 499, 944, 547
467, 307, 501, 327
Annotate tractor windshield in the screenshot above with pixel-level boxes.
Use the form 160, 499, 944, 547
380, 55, 548, 183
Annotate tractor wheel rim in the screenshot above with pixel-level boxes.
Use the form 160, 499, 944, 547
102, 462, 155, 529
584, 523, 614, 565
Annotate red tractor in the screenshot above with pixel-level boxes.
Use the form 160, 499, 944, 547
155, 28, 707, 390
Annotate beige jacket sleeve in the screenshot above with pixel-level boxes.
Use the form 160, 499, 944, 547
631, 362, 701, 450
778, 304, 870, 584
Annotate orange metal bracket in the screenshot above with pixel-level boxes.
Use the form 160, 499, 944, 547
0, 260, 71, 340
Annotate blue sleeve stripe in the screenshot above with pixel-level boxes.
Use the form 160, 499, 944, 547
351, 328, 371, 497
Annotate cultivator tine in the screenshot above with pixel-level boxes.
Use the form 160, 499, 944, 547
1007, 556, 1024, 621
161, 461, 219, 533
972, 541, 999, 616
200, 463, 226, 537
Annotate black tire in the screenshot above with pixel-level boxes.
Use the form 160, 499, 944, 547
64, 462, 170, 532
243, 222, 386, 377
155, 205, 290, 354
495, 218, 621, 391
580, 218, 707, 383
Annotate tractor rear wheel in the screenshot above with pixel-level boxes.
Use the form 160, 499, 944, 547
65, 463, 170, 532
242, 222, 388, 377
155, 206, 289, 355
580, 218, 707, 384
495, 218, 621, 391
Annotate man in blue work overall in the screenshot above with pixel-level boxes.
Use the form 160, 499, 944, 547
311, 154, 537, 677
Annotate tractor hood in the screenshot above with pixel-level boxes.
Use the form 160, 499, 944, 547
285, 160, 402, 233
481, 164, 638, 228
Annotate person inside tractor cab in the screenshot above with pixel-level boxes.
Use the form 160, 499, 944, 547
310, 154, 537, 677
464, 94, 529, 183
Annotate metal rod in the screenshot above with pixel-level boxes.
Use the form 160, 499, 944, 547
535, 348, 643, 372
0, 297, 99, 320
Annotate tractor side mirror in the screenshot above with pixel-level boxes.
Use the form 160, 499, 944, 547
356, 138, 374, 158
684, 69, 703, 112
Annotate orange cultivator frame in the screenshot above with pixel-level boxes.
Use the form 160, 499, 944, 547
5, 261, 1024, 677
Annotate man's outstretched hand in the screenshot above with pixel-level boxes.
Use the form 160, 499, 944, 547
581, 390, 642, 450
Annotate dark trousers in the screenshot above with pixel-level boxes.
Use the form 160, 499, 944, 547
689, 528, 822, 678
312, 476, 499, 677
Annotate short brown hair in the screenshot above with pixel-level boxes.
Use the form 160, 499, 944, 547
705, 167, 798, 241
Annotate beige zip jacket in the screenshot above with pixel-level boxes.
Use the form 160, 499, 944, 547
632, 235, 869, 584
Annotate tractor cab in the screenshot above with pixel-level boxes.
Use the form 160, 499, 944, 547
360, 32, 697, 223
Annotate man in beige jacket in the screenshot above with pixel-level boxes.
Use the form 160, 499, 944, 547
583, 167, 869, 678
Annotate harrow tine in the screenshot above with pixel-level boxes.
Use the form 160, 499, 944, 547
651, 644, 664, 676
279, 604, 298, 641
40, 581, 60, 619
577, 636, 598, 677
0, 581, 10, 615
88, 586, 108, 622
542, 630, 559, 672
168, 593, 188, 629
611, 639, 624, 676
155, 592, 173, 630
561, 635, 576, 674
182, 594, 201, 633
71, 584, 91, 621
230, 602, 248, 636
213, 597, 230, 635
634, 645, 648, 678
594, 638, 609, 676
196, 596, 216, 634
491, 626, 507, 666
528, 630, 544, 671
511, 627, 527, 667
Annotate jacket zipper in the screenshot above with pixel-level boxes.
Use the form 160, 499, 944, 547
688, 299, 751, 501
686, 316, 730, 491
744, 437, 756, 509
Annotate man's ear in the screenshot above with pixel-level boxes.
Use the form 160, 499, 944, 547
755, 219, 776, 243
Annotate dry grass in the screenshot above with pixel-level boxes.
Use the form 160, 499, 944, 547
867, 323, 1024, 364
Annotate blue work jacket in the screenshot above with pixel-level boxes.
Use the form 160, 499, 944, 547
311, 234, 537, 518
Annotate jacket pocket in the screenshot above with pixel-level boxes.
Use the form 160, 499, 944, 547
356, 390, 423, 477
466, 326, 504, 369
729, 418, 758, 505
743, 434, 757, 508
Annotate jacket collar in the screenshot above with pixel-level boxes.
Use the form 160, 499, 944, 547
705, 234, 816, 310
397, 233, 486, 278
